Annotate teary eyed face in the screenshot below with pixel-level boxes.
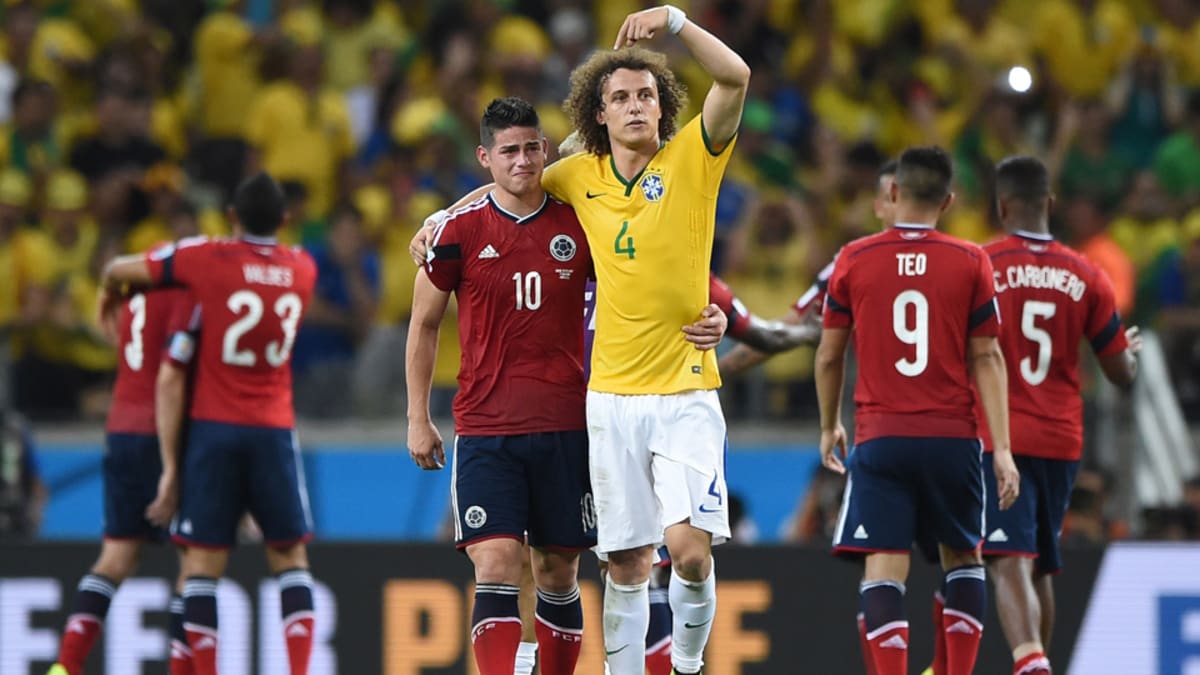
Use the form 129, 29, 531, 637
597, 68, 661, 151
478, 125, 547, 199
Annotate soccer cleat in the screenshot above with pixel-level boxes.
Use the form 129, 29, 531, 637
919, 668, 934, 675
46, 665, 71, 675
670, 670, 702, 675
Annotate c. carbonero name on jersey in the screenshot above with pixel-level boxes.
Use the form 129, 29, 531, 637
994, 264, 1087, 302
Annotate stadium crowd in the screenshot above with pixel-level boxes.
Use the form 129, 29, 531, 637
0, 1, 1199, 533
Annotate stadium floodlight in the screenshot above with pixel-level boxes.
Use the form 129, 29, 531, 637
1007, 66, 1033, 94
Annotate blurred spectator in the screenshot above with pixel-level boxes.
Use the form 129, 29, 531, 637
1062, 468, 1126, 544
244, 42, 355, 218
785, 466, 846, 544
0, 408, 47, 541
0, 169, 50, 333
1063, 196, 1136, 317
69, 87, 165, 184
1152, 90, 1200, 202
1105, 31, 1183, 169
1141, 505, 1196, 540
1109, 171, 1180, 323
1048, 99, 1134, 212
1158, 216, 1200, 414
0, 78, 63, 179
293, 202, 379, 417
1030, 0, 1137, 98
728, 493, 759, 545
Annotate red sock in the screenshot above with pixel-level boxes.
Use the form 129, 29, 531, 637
645, 634, 673, 675
471, 617, 522, 675
942, 609, 983, 675
857, 613, 879, 675
284, 613, 315, 675
186, 626, 218, 675
57, 614, 103, 674
865, 621, 909, 675
169, 639, 195, 675
534, 615, 583, 675
932, 593, 947, 675
1013, 651, 1051, 675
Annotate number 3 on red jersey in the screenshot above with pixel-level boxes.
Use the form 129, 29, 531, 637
222, 290, 303, 367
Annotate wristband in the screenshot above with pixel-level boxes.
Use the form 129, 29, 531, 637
665, 5, 686, 34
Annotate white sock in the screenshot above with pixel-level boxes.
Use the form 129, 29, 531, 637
669, 561, 716, 674
514, 640, 537, 675
603, 576, 649, 675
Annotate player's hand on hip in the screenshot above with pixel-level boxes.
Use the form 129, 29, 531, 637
408, 210, 449, 267
144, 470, 179, 527
408, 420, 446, 470
682, 303, 727, 350
992, 449, 1021, 510
614, 6, 670, 49
819, 425, 848, 474
1125, 325, 1143, 354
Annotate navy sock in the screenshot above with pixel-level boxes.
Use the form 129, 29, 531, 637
278, 568, 315, 622
943, 564, 986, 626
859, 580, 905, 633
646, 586, 672, 650
182, 576, 219, 635
473, 583, 521, 628
73, 573, 117, 619
535, 586, 582, 631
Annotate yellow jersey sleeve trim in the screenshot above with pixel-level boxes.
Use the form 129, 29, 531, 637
610, 154, 649, 197
700, 116, 736, 157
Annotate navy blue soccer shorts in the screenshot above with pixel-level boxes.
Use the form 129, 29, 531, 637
452, 431, 596, 551
833, 436, 985, 557
171, 420, 313, 549
982, 453, 1079, 574
104, 432, 167, 541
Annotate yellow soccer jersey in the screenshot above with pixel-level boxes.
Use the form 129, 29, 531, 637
542, 115, 734, 395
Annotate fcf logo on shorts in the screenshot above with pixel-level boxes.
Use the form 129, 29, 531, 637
464, 505, 487, 529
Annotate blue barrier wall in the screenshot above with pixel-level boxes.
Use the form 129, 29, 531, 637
36, 442, 820, 542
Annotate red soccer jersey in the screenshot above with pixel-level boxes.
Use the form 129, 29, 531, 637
106, 287, 197, 435
426, 194, 592, 435
145, 236, 316, 429
824, 224, 1000, 443
977, 232, 1129, 460
708, 273, 752, 338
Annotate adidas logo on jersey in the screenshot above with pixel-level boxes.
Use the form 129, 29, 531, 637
478, 245, 500, 259
988, 528, 1009, 543
879, 634, 908, 649
853, 525, 869, 539
945, 620, 977, 635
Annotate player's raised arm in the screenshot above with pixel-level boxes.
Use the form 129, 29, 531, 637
614, 6, 750, 149
405, 270, 451, 470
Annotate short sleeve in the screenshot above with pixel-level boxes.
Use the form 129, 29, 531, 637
708, 274, 751, 337
424, 217, 465, 292
145, 237, 207, 287
822, 249, 853, 329
968, 252, 1000, 337
1086, 269, 1129, 357
794, 260, 835, 316
674, 115, 737, 198
541, 154, 583, 205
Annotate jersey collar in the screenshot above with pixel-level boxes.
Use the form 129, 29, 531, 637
240, 234, 278, 245
893, 222, 935, 230
1014, 229, 1054, 242
487, 191, 548, 225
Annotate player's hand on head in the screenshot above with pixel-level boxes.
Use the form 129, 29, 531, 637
144, 471, 179, 527
614, 6, 671, 49
993, 450, 1021, 510
819, 425, 848, 474
682, 303, 727, 350
1125, 326, 1143, 354
409, 210, 448, 267
407, 420, 446, 470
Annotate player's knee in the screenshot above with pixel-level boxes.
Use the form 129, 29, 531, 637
265, 542, 309, 574
670, 550, 711, 582
940, 546, 982, 571
531, 550, 579, 592
986, 554, 1028, 583
469, 544, 524, 585
606, 547, 653, 584
92, 541, 143, 582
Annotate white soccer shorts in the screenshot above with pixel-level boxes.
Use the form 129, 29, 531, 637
586, 389, 731, 553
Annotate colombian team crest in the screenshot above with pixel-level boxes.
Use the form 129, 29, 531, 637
549, 234, 577, 261
640, 173, 665, 202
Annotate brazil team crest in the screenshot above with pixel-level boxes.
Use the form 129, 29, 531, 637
549, 234, 577, 261
640, 173, 665, 202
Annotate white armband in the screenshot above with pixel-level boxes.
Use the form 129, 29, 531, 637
665, 5, 686, 34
